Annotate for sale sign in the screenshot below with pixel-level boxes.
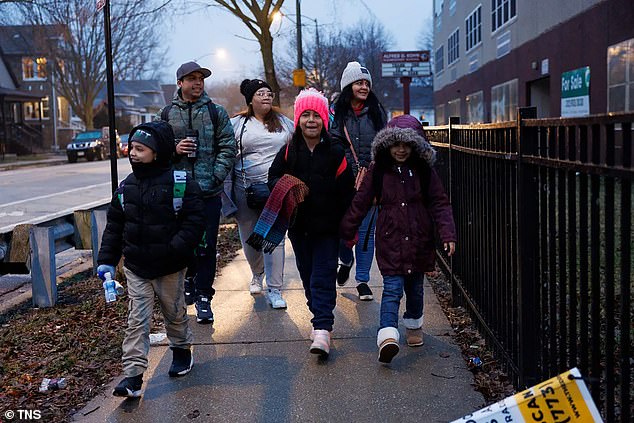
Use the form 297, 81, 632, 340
451, 368, 603, 423
561, 66, 590, 117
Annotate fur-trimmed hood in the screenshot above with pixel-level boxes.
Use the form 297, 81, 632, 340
371, 127, 437, 166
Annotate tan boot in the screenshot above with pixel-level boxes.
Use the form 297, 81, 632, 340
406, 328, 424, 347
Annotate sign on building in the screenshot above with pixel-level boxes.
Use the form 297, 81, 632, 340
561, 66, 590, 117
381, 51, 431, 78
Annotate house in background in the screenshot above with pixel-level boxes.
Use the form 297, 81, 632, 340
0, 24, 83, 152
94, 80, 166, 129
0, 45, 45, 156
433, 0, 634, 123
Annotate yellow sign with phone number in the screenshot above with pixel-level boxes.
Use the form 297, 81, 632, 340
451, 368, 603, 423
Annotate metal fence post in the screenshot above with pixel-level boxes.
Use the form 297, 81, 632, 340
91, 210, 108, 273
30, 226, 56, 307
448, 116, 459, 303
516, 107, 539, 387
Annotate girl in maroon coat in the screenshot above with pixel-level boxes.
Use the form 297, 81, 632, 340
340, 115, 457, 364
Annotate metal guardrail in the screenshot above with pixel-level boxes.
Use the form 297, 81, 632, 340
0, 202, 109, 307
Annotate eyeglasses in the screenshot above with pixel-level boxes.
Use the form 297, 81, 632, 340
254, 91, 275, 98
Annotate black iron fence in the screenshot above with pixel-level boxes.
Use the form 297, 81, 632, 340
426, 108, 632, 422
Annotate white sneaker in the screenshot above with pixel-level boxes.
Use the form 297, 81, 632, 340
267, 288, 287, 309
310, 329, 331, 357
249, 273, 264, 295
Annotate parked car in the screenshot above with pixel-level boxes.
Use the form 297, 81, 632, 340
120, 133, 129, 156
66, 130, 121, 163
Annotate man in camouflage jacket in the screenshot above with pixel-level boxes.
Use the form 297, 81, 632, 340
157, 61, 236, 325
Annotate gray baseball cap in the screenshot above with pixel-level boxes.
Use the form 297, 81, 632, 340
176, 61, 212, 80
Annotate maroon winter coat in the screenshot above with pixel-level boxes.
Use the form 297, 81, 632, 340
340, 127, 457, 276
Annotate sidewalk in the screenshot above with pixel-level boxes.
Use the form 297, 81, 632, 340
0, 153, 67, 171
75, 244, 484, 422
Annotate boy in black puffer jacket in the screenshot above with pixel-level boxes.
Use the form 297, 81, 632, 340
97, 120, 204, 398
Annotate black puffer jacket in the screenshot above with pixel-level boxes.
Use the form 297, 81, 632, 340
329, 106, 386, 174
98, 121, 205, 279
268, 131, 355, 237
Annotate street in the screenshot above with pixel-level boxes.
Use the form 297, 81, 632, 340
0, 158, 130, 233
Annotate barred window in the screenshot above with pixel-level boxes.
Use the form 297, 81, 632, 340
491, 79, 518, 122
466, 5, 482, 52
491, 0, 516, 32
448, 29, 460, 65
435, 46, 444, 73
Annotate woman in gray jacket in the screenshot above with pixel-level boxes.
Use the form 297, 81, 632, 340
227, 78, 294, 309
329, 61, 387, 301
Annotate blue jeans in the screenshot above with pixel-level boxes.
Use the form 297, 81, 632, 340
288, 232, 338, 331
339, 206, 376, 283
187, 195, 221, 298
380, 273, 425, 329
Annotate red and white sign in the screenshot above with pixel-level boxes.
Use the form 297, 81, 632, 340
96, 0, 106, 12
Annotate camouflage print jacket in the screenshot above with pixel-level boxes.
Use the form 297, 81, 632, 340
156, 90, 236, 197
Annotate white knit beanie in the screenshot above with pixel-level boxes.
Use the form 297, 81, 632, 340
340, 61, 372, 91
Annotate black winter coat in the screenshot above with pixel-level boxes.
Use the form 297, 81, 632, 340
268, 133, 355, 237
329, 106, 386, 174
98, 121, 205, 279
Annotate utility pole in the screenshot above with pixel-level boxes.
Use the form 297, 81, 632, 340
314, 19, 322, 90
103, 0, 118, 194
296, 0, 302, 70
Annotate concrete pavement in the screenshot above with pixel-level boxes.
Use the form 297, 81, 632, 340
0, 153, 67, 171
75, 243, 484, 422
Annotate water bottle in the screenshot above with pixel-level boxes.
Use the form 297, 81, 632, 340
103, 272, 117, 303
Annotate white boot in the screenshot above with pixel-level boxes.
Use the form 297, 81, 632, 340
377, 327, 400, 363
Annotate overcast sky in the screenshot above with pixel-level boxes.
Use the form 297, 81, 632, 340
165, 0, 433, 83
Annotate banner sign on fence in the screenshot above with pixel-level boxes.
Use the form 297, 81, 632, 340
451, 368, 603, 423
561, 66, 590, 117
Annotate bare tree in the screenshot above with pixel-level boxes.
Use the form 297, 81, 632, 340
13, 0, 171, 129
281, 19, 396, 102
416, 17, 434, 87
210, 0, 285, 106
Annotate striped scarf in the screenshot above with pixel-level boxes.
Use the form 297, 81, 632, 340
247, 174, 309, 253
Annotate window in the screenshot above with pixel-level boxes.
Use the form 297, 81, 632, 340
435, 103, 446, 125
435, 0, 444, 32
466, 6, 482, 52
41, 96, 50, 119
435, 46, 445, 74
491, 0, 516, 32
466, 91, 484, 123
448, 29, 460, 65
449, 0, 456, 16
24, 101, 41, 120
21, 57, 47, 80
448, 98, 461, 120
491, 79, 518, 122
607, 38, 634, 112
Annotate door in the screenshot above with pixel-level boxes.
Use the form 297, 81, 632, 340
527, 77, 551, 118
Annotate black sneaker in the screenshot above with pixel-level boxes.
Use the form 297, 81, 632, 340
168, 347, 193, 377
356, 283, 373, 301
336, 260, 353, 286
195, 295, 214, 324
112, 374, 143, 398
184, 277, 195, 306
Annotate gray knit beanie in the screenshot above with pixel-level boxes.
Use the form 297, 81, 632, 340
340, 61, 372, 91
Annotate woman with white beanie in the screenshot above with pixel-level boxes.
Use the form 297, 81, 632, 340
330, 61, 387, 301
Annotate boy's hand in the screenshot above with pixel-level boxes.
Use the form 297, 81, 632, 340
443, 242, 456, 257
97, 264, 116, 281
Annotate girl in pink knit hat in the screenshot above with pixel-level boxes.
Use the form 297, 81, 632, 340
268, 88, 355, 357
